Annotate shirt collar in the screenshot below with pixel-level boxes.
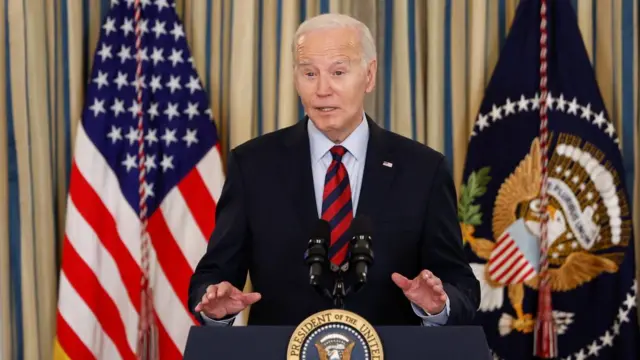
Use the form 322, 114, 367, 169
308, 113, 369, 162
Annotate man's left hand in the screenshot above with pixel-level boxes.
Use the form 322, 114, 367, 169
392, 270, 448, 314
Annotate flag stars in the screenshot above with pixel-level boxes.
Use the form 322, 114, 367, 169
160, 154, 174, 172
587, 341, 601, 356
143, 181, 155, 199
117, 45, 132, 63
152, 20, 167, 38
110, 98, 125, 117
103, 17, 117, 36
134, 47, 149, 62
149, 75, 163, 92
593, 111, 606, 128
155, 0, 170, 12
130, 75, 146, 89
517, 95, 529, 111
125, 127, 139, 145
97, 44, 113, 62
122, 153, 137, 172
567, 97, 579, 115
170, 22, 185, 41
89, 98, 106, 117
128, 100, 142, 118
600, 331, 614, 346
93, 71, 109, 89
183, 129, 198, 147
624, 293, 636, 309
169, 48, 184, 67
148, 102, 159, 120
150, 47, 165, 65
476, 113, 489, 130
573, 349, 586, 360
114, 71, 129, 89
580, 103, 592, 120
555, 94, 567, 111
605, 122, 615, 137
186, 76, 201, 94
107, 126, 122, 144
120, 18, 134, 37
489, 104, 502, 122
503, 98, 516, 115
530, 93, 540, 110
145, 128, 158, 145
184, 102, 200, 120
545, 92, 555, 110
161, 128, 178, 146
164, 102, 179, 120
617, 308, 630, 323
145, 154, 157, 172
166, 75, 182, 93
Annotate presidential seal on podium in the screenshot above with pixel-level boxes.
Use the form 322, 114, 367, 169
287, 309, 383, 360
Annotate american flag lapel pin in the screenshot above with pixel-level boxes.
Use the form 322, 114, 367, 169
382, 161, 393, 168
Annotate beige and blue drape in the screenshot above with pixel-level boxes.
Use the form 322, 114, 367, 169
1, 0, 638, 359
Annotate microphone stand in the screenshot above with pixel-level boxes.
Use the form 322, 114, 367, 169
331, 272, 347, 309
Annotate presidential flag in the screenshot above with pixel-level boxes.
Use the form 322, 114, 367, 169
459, 0, 639, 359
53, 0, 225, 358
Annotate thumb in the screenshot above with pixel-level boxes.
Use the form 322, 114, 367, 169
240, 292, 262, 305
391, 273, 412, 291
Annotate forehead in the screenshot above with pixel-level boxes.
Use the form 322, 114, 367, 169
295, 27, 361, 63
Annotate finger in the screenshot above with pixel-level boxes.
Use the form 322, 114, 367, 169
419, 270, 433, 280
206, 284, 219, 300
202, 292, 211, 305
194, 302, 202, 312
241, 292, 262, 305
216, 282, 233, 298
432, 284, 444, 296
391, 273, 412, 291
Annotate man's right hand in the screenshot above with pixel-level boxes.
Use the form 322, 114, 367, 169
194, 281, 262, 320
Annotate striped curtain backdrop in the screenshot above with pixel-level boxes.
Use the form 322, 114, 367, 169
0, 0, 637, 358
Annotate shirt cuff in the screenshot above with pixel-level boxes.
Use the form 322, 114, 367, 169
200, 311, 238, 326
411, 296, 450, 326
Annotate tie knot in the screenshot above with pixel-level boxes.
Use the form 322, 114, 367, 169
330, 145, 347, 161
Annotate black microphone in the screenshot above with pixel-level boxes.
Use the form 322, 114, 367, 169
303, 219, 331, 288
348, 216, 374, 291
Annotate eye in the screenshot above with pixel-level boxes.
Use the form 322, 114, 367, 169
529, 199, 541, 213
334, 70, 345, 76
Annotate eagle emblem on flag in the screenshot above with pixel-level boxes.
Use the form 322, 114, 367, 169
461, 133, 630, 336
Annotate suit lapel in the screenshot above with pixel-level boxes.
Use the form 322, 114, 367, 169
356, 116, 396, 221
281, 117, 319, 231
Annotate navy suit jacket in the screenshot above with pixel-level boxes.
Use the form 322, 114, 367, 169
188, 116, 480, 326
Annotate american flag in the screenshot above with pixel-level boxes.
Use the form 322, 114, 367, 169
54, 0, 224, 359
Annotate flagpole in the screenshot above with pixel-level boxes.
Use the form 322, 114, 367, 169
134, 0, 158, 358
534, 0, 558, 358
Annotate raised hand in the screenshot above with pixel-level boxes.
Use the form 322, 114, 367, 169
391, 270, 448, 315
194, 281, 262, 320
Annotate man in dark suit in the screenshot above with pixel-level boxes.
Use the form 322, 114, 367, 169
188, 13, 480, 327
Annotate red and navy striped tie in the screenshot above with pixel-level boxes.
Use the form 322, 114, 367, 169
321, 145, 353, 267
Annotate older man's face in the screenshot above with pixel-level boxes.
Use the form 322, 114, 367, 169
294, 27, 376, 141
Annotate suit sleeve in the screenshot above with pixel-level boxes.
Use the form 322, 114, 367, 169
421, 156, 480, 325
188, 149, 251, 324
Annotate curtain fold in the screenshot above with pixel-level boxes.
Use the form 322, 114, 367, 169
1, 0, 638, 358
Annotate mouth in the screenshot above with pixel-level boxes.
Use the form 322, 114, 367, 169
314, 107, 338, 112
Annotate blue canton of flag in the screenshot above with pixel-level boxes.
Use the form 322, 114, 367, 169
459, 0, 639, 359
55, 0, 225, 358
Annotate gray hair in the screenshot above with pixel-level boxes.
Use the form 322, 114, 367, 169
292, 13, 377, 67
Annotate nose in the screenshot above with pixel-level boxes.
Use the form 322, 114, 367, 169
315, 74, 332, 97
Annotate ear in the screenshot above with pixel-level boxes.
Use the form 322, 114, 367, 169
364, 59, 377, 93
